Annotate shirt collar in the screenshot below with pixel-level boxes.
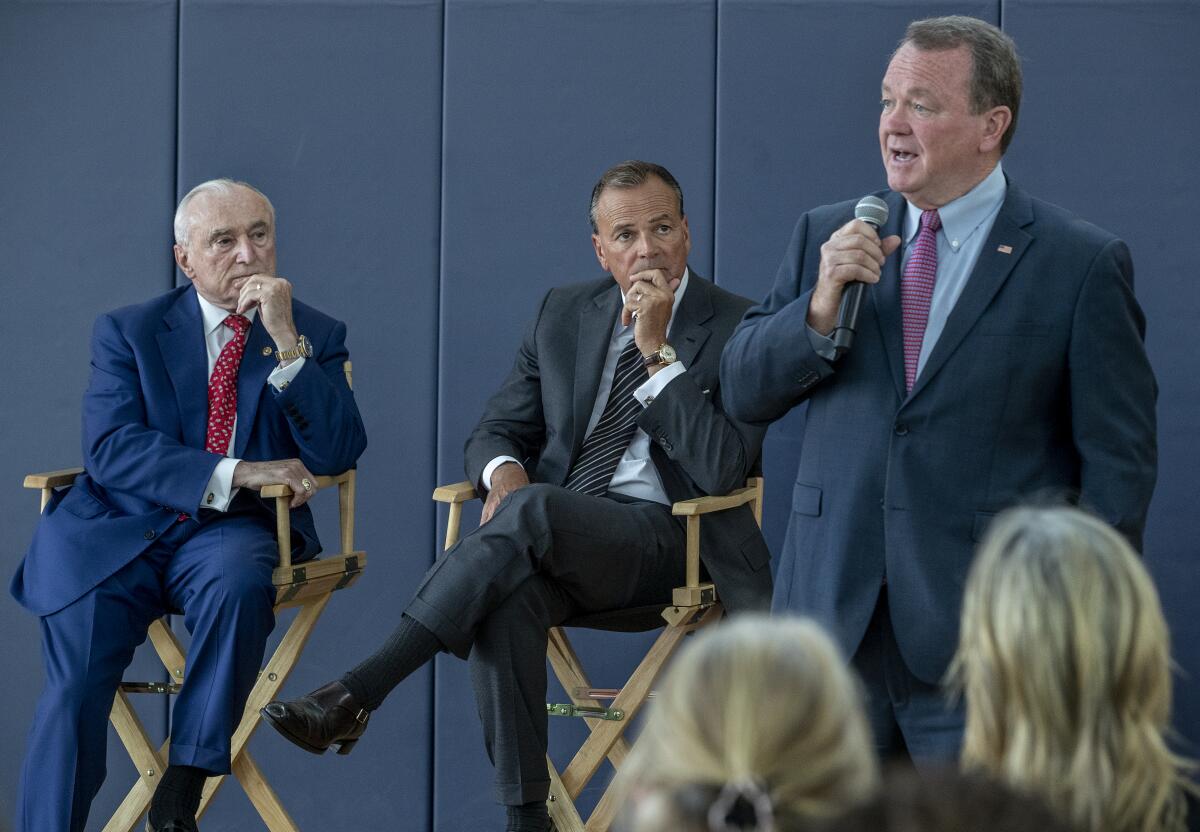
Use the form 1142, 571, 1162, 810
196, 291, 257, 337
617, 266, 689, 333
903, 162, 1006, 250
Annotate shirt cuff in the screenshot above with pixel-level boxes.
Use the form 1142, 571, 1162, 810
806, 325, 838, 363
269, 356, 306, 392
634, 361, 687, 406
202, 457, 241, 512
482, 456, 523, 491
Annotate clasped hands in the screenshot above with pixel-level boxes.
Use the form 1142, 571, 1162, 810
622, 269, 680, 373
235, 274, 305, 366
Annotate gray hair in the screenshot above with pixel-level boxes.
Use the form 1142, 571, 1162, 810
899, 16, 1023, 154
173, 178, 275, 246
588, 160, 685, 233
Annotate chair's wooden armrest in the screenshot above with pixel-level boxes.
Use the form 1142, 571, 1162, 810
24, 468, 85, 490
432, 481, 479, 504
260, 471, 353, 498
671, 485, 760, 516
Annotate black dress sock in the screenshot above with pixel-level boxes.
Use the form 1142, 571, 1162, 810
506, 800, 552, 832
147, 764, 206, 826
340, 613, 442, 711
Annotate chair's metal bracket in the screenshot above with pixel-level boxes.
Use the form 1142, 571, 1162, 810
547, 703, 625, 721
119, 681, 182, 695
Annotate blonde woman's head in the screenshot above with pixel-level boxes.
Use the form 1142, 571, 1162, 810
951, 505, 1191, 832
617, 615, 879, 832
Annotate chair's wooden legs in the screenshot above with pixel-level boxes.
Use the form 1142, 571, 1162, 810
232, 751, 298, 832
547, 757, 586, 832
546, 628, 631, 768
104, 691, 170, 832
198, 593, 331, 825
547, 604, 723, 832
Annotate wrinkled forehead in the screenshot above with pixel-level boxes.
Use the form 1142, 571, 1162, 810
595, 179, 682, 228
185, 186, 273, 238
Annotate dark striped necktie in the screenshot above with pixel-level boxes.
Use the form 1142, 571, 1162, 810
563, 338, 649, 496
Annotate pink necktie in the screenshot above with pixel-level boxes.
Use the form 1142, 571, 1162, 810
205, 314, 251, 455
900, 209, 941, 392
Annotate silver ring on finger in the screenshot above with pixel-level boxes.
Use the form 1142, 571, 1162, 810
301, 477, 313, 493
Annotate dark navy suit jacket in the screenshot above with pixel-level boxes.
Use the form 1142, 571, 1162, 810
720, 180, 1157, 682
12, 284, 367, 617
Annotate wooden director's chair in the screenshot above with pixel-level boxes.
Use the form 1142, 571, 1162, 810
432, 475, 764, 832
23, 362, 365, 832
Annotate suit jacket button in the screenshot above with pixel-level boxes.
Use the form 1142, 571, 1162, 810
144, 529, 156, 540
894, 423, 909, 436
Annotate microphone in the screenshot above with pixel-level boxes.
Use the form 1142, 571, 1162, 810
831, 195, 889, 357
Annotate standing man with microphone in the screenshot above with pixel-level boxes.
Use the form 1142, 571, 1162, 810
720, 16, 1157, 763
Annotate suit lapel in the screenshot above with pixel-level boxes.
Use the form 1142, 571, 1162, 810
571, 285, 622, 455
233, 315, 277, 458
870, 192, 908, 398
156, 288, 209, 450
907, 184, 1034, 400
669, 270, 714, 367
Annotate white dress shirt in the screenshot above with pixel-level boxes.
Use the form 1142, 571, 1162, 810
195, 293, 305, 511
482, 269, 692, 506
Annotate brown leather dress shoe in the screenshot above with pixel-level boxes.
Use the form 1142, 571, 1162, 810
261, 680, 369, 755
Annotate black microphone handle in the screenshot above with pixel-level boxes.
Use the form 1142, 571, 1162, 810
831, 281, 865, 356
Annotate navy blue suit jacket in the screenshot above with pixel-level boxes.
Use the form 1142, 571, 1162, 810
720, 180, 1157, 682
12, 285, 367, 617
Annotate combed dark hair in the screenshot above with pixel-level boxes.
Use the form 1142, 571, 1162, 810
589, 160, 685, 232
899, 16, 1022, 153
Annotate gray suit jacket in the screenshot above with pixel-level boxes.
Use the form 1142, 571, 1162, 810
465, 271, 772, 613
721, 180, 1157, 681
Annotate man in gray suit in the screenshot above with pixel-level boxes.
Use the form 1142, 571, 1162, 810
263, 160, 771, 831
720, 17, 1156, 763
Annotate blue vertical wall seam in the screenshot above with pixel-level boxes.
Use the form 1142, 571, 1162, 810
431, 1, 448, 829
164, 0, 184, 743
712, 0, 721, 287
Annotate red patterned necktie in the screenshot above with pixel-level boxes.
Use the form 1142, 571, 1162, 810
900, 209, 941, 392
206, 314, 251, 454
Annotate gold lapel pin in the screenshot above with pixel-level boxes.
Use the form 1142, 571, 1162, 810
997, 244, 1013, 254
261, 346, 274, 356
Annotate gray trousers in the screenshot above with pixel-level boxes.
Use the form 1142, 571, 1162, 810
405, 483, 686, 804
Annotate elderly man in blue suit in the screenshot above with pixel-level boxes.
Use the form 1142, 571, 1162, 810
11, 179, 367, 832
721, 16, 1157, 763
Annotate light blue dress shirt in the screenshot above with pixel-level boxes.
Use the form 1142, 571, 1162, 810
807, 162, 1008, 383
902, 162, 1007, 378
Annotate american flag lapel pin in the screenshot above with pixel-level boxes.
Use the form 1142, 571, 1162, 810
997, 244, 1013, 254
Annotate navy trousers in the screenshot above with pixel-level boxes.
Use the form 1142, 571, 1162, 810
17, 507, 278, 832
851, 588, 964, 767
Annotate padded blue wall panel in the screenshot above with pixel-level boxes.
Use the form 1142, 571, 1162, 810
175, 0, 443, 826
0, 0, 179, 823
1003, 0, 1200, 767
436, 1, 716, 826
714, 0, 996, 571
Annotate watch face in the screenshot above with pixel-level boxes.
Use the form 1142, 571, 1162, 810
660, 344, 677, 363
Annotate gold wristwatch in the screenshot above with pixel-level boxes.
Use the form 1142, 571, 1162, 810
275, 335, 313, 362
642, 343, 678, 368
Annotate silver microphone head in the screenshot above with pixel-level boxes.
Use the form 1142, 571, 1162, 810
855, 195, 889, 229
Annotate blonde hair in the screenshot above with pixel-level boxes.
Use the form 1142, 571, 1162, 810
950, 506, 1194, 832
616, 615, 879, 832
